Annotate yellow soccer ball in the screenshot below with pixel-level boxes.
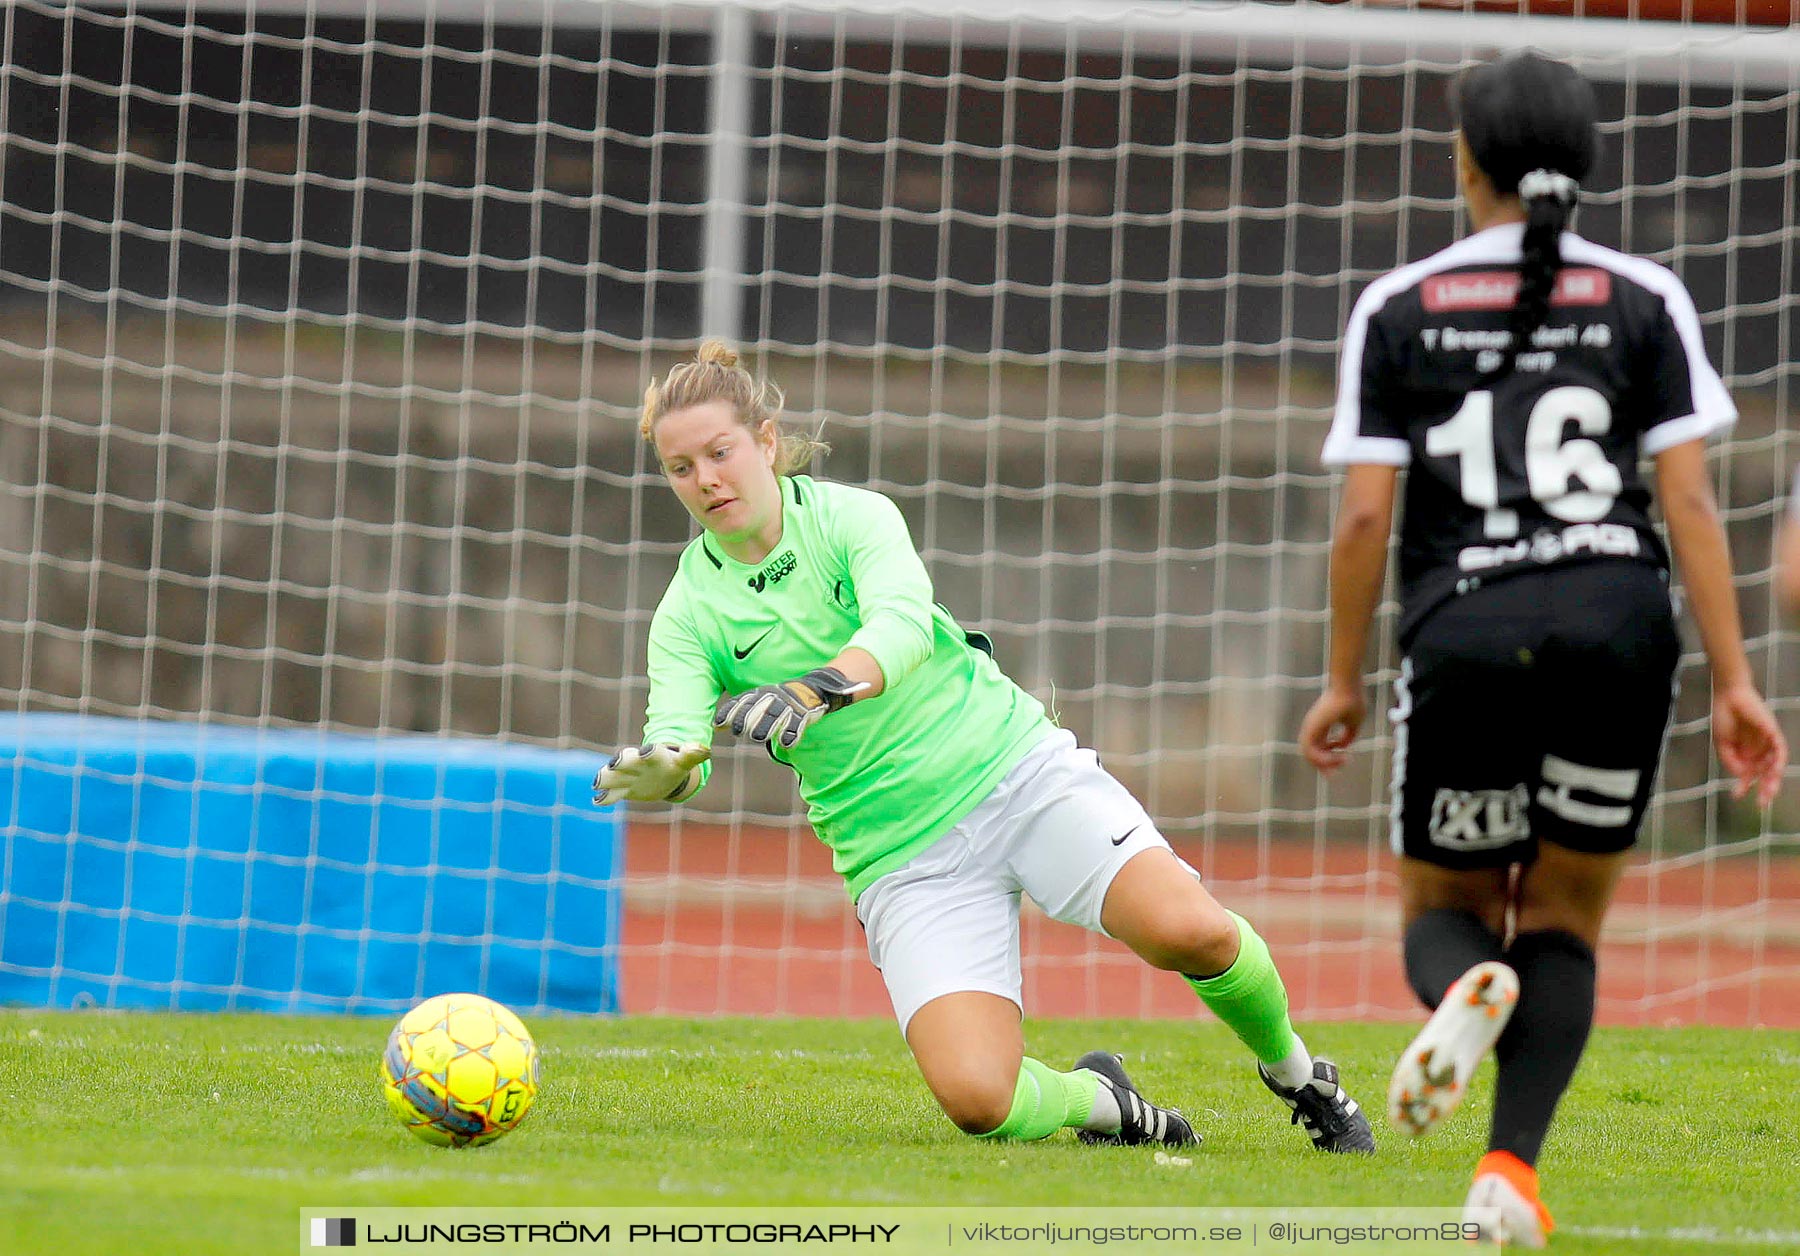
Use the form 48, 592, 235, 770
380, 992, 540, 1147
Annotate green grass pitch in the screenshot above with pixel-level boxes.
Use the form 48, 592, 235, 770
3, 1010, 1795, 1255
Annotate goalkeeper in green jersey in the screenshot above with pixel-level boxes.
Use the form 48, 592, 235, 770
595, 340, 1374, 1153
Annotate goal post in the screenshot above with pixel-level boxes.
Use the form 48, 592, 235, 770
0, 0, 1793, 1023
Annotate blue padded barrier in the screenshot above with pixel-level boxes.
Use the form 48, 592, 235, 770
0, 714, 621, 1015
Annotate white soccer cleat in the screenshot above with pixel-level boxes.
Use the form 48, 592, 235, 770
1387, 959, 1520, 1137
1464, 1155, 1554, 1249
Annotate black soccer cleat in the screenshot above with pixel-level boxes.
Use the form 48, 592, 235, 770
1258, 1057, 1376, 1154
1073, 1050, 1199, 1147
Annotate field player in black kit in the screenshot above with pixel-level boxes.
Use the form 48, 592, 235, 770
1299, 52, 1786, 1247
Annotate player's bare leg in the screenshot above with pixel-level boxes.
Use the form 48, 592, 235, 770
904, 991, 1025, 1135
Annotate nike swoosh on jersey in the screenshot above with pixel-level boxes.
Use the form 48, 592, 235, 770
1111, 824, 1142, 847
733, 628, 775, 660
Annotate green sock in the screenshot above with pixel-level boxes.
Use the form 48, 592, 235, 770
975, 1057, 1099, 1141
1185, 910, 1299, 1064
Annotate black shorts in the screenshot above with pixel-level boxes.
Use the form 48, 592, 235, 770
1390, 561, 1680, 869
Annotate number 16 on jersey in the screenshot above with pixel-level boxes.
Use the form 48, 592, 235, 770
1426, 386, 1622, 540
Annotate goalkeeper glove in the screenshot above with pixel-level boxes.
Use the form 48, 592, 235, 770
712, 667, 868, 750
592, 742, 710, 807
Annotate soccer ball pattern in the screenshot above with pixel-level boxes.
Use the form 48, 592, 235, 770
381, 992, 540, 1147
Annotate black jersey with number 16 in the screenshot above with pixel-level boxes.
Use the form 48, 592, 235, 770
1321, 221, 1736, 644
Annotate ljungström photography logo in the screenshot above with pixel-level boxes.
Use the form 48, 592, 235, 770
310, 1217, 356, 1247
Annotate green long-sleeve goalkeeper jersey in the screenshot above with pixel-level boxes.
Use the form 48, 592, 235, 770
641, 475, 1055, 900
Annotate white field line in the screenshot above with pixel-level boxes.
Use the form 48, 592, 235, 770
28, 1169, 1800, 1242
1561, 1225, 1800, 1247
38, 1163, 542, 1185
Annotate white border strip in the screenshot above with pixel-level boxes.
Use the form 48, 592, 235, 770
78, 1, 1800, 89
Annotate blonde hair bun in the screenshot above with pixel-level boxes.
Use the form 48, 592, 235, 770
696, 340, 739, 370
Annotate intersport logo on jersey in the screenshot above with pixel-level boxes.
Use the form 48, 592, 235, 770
1422, 268, 1610, 312
748, 550, 797, 593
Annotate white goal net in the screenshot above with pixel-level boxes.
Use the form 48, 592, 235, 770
0, 0, 1795, 1023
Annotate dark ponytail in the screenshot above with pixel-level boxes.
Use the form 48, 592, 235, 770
1453, 52, 1599, 382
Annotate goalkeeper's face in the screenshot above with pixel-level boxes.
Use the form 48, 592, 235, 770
654, 401, 783, 549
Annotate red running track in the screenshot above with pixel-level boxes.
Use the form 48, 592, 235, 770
621, 823, 1800, 1028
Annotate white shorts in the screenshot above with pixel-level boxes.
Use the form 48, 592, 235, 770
855, 729, 1177, 1035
